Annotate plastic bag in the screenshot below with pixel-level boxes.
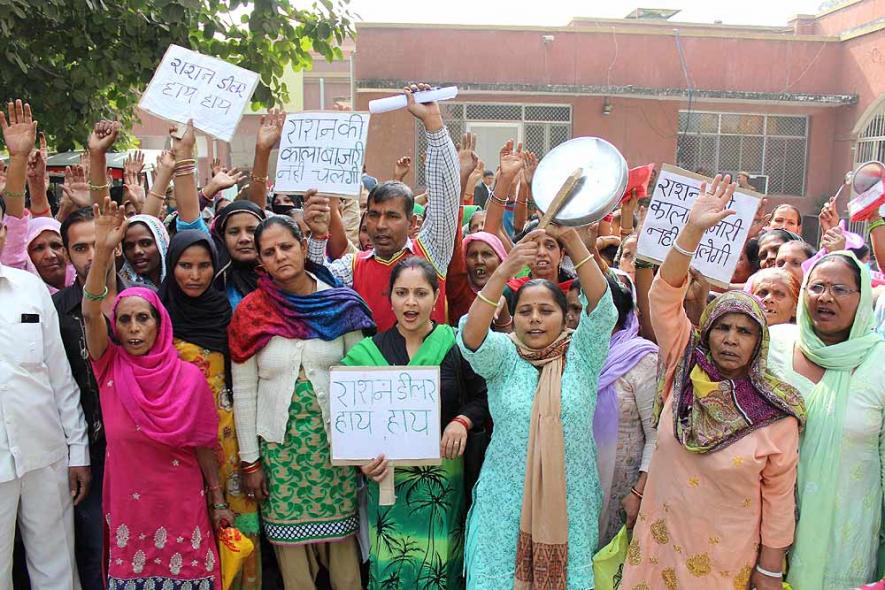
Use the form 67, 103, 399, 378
592, 526, 629, 590
218, 527, 255, 590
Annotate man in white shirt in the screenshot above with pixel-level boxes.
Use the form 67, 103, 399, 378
0, 194, 90, 589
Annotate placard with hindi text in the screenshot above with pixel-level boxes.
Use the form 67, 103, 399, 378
636, 164, 763, 287
329, 366, 441, 466
273, 111, 370, 197
138, 45, 259, 142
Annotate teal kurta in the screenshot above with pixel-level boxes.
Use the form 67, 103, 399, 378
456, 289, 617, 590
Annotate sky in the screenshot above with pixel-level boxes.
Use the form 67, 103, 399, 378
346, 0, 829, 28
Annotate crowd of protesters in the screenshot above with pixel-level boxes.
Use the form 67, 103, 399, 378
2, 81, 885, 590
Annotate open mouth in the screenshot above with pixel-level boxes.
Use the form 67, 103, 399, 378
126, 338, 145, 347
473, 267, 487, 278
132, 258, 149, 270
814, 307, 837, 320
402, 311, 420, 322
719, 350, 739, 360
526, 329, 545, 337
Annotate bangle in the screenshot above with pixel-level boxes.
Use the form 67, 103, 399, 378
672, 240, 697, 257
175, 158, 196, 166
475, 291, 499, 309
620, 227, 634, 236
250, 174, 268, 183
630, 486, 643, 500
573, 254, 594, 271
451, 416, 471, 431
212, 503, 228, 511
634, 258, 655, 270
754, 564, 783, 579
83, 285, 109, 302
29, 206, 51, 217
148, 191, 165, 200
489, 193, 508, 205
88, 182, 109, 192
493, 316, 513, 329
241, 461, 262, 474
869, 219, 885, 234
2, 189, 25, 199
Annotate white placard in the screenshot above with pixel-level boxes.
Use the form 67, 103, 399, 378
637, 164, 763, 287
368, 86, 459, 114
273, 112, 370, 197
329, 366, 441, 465
138, 44, 259, 142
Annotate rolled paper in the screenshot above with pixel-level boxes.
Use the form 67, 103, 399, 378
369, 86, 459, 114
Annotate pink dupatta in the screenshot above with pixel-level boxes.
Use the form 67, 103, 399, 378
97, 287, 218, 448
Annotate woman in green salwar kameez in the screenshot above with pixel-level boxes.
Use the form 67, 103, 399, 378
342, 258, 489, 589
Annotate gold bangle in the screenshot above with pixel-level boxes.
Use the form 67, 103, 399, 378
88, 182, 109, 191
175, 158, 196, 166
2, 189, 25, 199
573, 254, 594, 271
250, 174, 268, 183
148, 191, 165, 200
475, 291, 499, 308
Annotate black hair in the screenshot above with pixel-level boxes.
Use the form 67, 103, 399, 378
253, 215, 305, 253
744, 237, 760, 271
599, 243, 619, 266
607, 274, 635, 330
850, 244, 869, 260
813, 253, 862, 290
513, 278, 568, 317
60, 207, 95, 249
759, 228, 802, 246
388, 257, 439, 297
780, 240, 817, 260
109, 185, 125, 206
367, 181, 414, 218
568, 279, 581, 292
0, 194, 5, 217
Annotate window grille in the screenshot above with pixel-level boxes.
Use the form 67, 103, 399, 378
676, 111, 808, 196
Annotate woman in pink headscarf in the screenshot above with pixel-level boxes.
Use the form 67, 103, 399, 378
0, 212, 75, 292
82, 197, 231, 589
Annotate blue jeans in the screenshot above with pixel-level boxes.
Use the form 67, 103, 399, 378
74, 452, 104, 590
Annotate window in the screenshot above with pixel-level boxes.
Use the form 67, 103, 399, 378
415, 103, 571, 186
849, 98, 885, 236
676, 111, 808, 196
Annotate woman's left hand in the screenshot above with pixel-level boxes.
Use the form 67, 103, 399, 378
210, 505, 236, 532
440, 420, 468, 459
621, 492, 641, 530
748, 569, 782, 590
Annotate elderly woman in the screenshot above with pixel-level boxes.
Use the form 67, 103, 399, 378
82, 198, 230, 589
619, 176, 806, 590
458, 224, 617, 589
749, 267, 800, 327
0, 213, 76, 292
766, 251, 885, 589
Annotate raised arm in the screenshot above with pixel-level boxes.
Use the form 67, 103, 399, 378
461, 229, 542, 351
141, 150, 175, 219
547, 224, 608, 311
870, 210, 885, 273
482, 140, 523, 238
87, 120, 120, 206
0, 99, 37, 218
26, 133, 50, 217
248, 108, 286, 208
411, 83, 460, 273
457, 132, 478, 197
168, 120, 201, 223
83, 197, 128, 361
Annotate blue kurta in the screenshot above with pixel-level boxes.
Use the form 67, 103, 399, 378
457, 288, 617, 589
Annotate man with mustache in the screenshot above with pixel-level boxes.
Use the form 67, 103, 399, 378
304, 83, 460, 331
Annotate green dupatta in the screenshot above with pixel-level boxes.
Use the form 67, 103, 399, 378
788, 252, 884, 589
341, 324, 456, 367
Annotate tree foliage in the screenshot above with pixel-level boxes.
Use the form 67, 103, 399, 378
0, 0, 354, 150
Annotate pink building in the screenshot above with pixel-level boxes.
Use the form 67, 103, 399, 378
353, 0, 885, 234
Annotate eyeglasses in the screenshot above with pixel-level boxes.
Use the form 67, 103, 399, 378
806, 282, 859, 298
